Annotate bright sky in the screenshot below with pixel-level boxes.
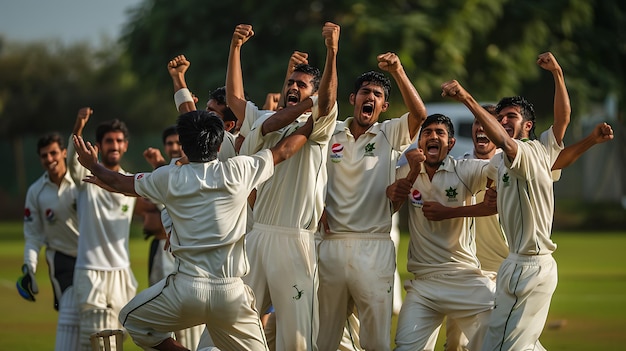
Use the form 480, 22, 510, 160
0, 0, 144, 45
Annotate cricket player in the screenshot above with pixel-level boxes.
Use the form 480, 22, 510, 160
67, 108, 137, 351
72, 107, 315, 351
387, 114, 498, 351
222, 22, 340, 351
19, 132, 80, 351
317, 51, 427, 351
440, 52, 595, 351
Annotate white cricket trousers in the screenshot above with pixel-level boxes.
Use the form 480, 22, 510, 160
394, 270, 495, 351
242, 223, 319, 351
121, 273, 268, 351
481, 253, 557, 351
74, 268, 137, 351
317, 232, 396, 351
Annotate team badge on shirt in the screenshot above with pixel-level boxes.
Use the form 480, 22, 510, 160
24, 208, 33, 222
364, 142, 376, 157
502, 173, 510, 187
45, 208, 56, 223
445, 187, 459, 202
330, 143, 344, 163
410, 189, 423, 207
122, 204, 129, 213
136, 173, 145, 180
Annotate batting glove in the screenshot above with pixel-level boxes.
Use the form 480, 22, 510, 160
16, 264, 38, 302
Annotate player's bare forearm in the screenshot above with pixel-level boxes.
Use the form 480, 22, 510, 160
73, 107, 92, 136
552, 122, 614, 170
537, 52, 570, 144
261, 98, 314, 136
442, 80, 517, 159
318, 22, 340, 118
422, 200, 497, 221
270, 117, 313, 165
226, 24, 253, 122
391, 67, 427, 139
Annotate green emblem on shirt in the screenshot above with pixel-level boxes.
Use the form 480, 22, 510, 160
364, 143, 376, 156
502, 173, 510, 187
122, 204, 129, 212
445, 187, 458, 201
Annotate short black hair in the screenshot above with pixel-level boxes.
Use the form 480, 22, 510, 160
95, 119, 129, 144
293, 64, 321, 93
496, 96, 537, 140
353, 71, 392, 101
36, 132, 65, 154
176, 110, 224, 162
419, 113, 455, 139
162, 125, 178, 145
208, 86, 238, 123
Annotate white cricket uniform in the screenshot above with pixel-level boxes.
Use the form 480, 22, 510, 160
239, 101, 337, 351
67, 140, 137, 351
120, 149, 275, 351
443, 151, 510, 351
481, 127, 563, 351
23, 170, 80, 351
394, 156, 497, 351
459, 150, 509, 273
218, 130, 238, 161
318, 114, 413, 351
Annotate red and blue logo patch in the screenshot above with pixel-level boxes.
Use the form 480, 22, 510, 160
410, 189, 423, 207
330, 143, 344, 163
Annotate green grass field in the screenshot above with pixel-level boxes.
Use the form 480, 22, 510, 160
1, 221, 625, 350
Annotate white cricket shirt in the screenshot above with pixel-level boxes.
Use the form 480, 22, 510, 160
240, 101, 338, 230
23, 171, 79, 273
489, 127, 563, 255
325, 113, 413, 233
134, 149, 275, 279
400, 156, 496, 277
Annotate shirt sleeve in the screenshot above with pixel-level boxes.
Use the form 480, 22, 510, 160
308, 102, 338, 145
383, 113, 413, 152
23, 183, 45, 273
240, 101, 274, 138
134, 168, 166, 205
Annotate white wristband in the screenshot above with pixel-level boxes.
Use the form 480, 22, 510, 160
174, 88, 193, 112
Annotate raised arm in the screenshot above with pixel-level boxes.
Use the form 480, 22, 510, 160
168, 55, 196, 114
260, 22, 340, 136
277, 51, 309, 108
537, 52, 570, 145
317, 22, 340, 118
552, 122, 614, 170
72, 107, 92, 137
377, 52, 427, 140
262, 93, 282, 111
72, 135, 138, 196
143, 147, 167, 169
67, 107, 94, 185
226, 24, 254, 122
442, 80, 519, 160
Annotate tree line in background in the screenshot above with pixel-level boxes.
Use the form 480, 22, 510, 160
0, 0, 625, 217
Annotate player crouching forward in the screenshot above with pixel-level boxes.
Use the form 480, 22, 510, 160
72, 110, 314, 351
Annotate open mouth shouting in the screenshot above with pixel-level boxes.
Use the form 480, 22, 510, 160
426, 142, 440, 156
286, 90, 300, 105
475, 132, 491, 146
361, 102, 374, 117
